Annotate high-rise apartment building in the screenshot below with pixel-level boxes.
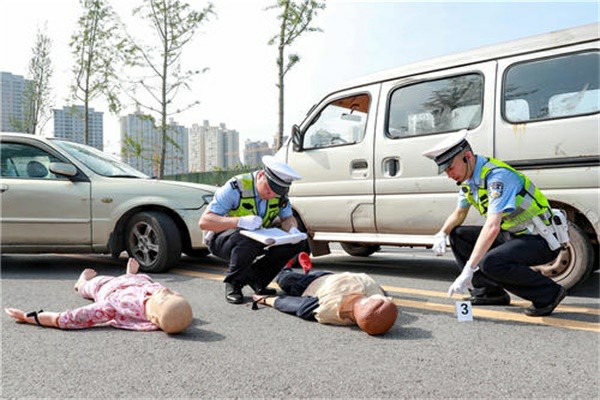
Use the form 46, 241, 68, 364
120, 111, 188, 176
188, 120, 208, 173
189, 120, 241, 172
53, 105, 104, 150
0, 71, 32, 133
243, 139, 273, 167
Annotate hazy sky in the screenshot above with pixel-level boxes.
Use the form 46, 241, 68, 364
1, 0, 598, 154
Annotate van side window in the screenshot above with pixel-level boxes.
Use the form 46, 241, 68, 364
503, 51, 599, 122
303, 94, 369, 149
387, 74, 483, 138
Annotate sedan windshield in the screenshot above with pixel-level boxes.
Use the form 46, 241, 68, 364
52, 140, 148, 178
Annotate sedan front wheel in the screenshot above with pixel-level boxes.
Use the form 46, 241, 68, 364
125, 211, 181, 273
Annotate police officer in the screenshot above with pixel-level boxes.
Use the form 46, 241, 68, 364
422, 130, 567, 317
199, 156, 307, 304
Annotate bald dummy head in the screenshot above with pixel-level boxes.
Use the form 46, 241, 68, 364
353, 294, 398, 335
145, 288, 193, 334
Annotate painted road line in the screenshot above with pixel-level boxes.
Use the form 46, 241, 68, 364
173, 268, 599, 332
394, 298, 600, 333
381, 285, 600, 316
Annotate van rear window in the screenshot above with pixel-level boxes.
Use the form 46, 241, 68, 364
386, 74, 483, 138
503, 51, 599, 123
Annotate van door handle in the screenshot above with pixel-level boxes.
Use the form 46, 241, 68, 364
0, 184, 8, 193
351, 159, 368, 169
383, 157, 400, 177
350, 159, 369, 179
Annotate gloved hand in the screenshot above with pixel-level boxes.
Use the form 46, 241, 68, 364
237, 215, 263, 230
432, 231, 447, 256
447, 262, 476, 297
288, 227, 302, 235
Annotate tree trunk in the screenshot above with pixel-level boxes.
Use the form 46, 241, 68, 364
277, 44, 285, 150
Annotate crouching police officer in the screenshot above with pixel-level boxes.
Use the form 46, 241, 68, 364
422, 129, 568, 317
199, 156, 307, 304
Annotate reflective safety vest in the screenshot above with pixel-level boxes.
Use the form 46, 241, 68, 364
226, 173, 285, 227
461, 157, 552, 234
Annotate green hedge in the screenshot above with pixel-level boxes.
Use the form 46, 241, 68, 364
165, 167, 255, 187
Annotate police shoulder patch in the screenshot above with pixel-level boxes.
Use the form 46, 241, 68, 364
488, 181, 504, 199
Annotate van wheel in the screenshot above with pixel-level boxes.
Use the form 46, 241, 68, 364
341, 242, 381, 257
531, 222, 593, 290
126, 211, 181, 273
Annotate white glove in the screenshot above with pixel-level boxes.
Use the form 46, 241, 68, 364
432, 231, 447, 256
447, 262, 476, 297
237, 215, 263, 230
288, 227, 302, 235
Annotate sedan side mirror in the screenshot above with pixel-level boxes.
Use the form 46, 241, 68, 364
291, 124, 303, 152
49, 162, 78, 177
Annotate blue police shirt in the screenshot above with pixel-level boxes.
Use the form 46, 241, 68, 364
207, 172, 293, 219
458, 155, 524, 215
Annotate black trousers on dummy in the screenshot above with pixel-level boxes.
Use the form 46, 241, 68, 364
209, 229, 306, 290
272, 269, 332, 320
449, 225, 562, 307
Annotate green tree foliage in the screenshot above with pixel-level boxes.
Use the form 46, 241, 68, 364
267, 0, 325, 150
70, 0, 124, 145
18, 25, 53, 135
125, 0, 214, 179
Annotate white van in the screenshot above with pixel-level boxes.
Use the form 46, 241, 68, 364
278, 23, 599, 289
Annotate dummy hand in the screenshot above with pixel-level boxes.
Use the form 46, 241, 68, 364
447, 262, 476, 297
288, 227, 302, 235
432, 232, 447, 256
5, 308, 27, 322
237, 215, 263, 230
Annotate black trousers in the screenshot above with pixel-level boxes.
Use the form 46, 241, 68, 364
209, 229, 306, 290
272, 269, 332, 320
449, 225, 562, 307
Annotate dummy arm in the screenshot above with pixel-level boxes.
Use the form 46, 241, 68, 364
4, 308, 60, 328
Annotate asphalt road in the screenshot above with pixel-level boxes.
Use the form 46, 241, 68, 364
2, 249, 598, 399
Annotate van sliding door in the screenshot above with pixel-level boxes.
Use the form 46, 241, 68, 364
374, 62, 496, 234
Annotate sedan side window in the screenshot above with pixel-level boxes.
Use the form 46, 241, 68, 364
0, 142, 63, 180
303, 94, 370, 150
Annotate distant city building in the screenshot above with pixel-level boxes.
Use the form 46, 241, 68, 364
243, 139, 273, 167
53, 105, 104, 150
271, 133, 289, 152
0, 71, 32, 133
188, 121, 208, 173
120, 111, 188, 176
189, 120, 241, 172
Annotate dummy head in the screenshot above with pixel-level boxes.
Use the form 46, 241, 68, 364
145, 288, 193, 334
352, 294, 398, 335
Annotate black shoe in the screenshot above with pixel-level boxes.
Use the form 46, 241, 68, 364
225, 282, 243, 304
254, 287, 277, 295
466, 293, 511, 306
524, 287, 567, 317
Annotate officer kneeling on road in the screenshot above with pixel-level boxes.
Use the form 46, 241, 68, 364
422, 129, 569, 317
199, 156, 307, 304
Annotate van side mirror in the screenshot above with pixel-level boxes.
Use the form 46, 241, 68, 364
291, 124, 303, 152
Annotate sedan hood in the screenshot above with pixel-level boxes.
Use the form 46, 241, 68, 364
96, 178, 218, 210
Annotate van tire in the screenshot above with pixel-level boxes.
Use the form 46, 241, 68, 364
531, 221, 593, 290
341, 242, 381, 257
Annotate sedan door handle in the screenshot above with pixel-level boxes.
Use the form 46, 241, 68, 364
0, 184, 8, 193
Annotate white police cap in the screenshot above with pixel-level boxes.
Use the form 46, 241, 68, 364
422, 129, 471, 174
262, 155, 302, 196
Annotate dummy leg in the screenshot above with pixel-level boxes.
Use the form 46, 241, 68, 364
126, 258, 140, 275
74, 269, 97, 292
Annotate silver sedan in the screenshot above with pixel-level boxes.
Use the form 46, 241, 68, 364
0, 132, 216, 272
